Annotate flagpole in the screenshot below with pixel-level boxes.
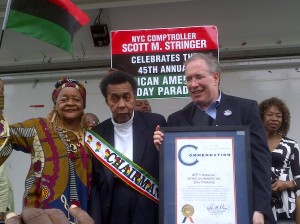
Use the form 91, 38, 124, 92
0, 0, 12, 48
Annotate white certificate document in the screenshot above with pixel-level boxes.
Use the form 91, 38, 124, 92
176, 137, 236, 224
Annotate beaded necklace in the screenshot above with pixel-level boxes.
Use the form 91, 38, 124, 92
61, 128, 84, 153
57, 127, 83, 211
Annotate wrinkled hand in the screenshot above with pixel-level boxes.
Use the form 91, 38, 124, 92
252, 211, 264, 224
272, 180, 293, 191
5, 209, 69, 224
69, 205, 94, 224
5, 206, 94, 224
153, 125, 164, 150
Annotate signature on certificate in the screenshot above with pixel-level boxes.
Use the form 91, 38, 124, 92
206, 203, 229, 215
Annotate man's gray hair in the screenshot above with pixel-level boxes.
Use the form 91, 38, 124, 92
184, 53, 221, 74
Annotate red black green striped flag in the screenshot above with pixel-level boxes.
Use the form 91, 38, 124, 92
4, 0, 89, 53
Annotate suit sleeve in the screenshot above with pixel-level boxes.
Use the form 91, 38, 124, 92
246, 101, 273, 219
88, 175, 102, 224
290, 141, 300, 190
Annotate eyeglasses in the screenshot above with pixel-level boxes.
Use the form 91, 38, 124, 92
185, 74, 209, 85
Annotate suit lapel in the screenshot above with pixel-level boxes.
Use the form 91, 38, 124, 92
132, 112, 147, 165
216, 93, 233, 124
103, 113, 147, 190
190, 104, 214, 126
101, 122, 115, 191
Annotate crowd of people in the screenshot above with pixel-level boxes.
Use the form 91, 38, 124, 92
1, 53, 299, 224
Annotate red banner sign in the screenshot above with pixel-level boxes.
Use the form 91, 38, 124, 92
111, 26, 219, 98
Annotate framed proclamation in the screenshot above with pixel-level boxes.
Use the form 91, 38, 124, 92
159, 126, 252, 224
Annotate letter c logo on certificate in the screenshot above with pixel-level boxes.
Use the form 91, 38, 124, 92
178, 144, 198, 166
181, 204, 194, 223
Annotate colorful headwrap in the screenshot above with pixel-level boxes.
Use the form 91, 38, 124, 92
52, 78, 86, 108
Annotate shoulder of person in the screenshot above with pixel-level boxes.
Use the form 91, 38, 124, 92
11, 117, 46, 127
168, 101, 193, 118
99, 117, 111, 125
222, 94, 258, 106
282, 136, 299, 145
181, 101, 194, 110
133, 112, 166, 130
94, 118, 111, 129
135, 110, 165, 121
90, 118, 112, 134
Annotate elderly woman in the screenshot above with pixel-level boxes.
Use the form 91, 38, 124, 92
259, 97, 300, 223
0, 78, 92, 223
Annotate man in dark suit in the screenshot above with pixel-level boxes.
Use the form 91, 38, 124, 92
154, 53, 274, 224
88, 71, 166, 224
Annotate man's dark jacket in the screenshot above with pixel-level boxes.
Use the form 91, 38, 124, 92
167, 93, 274, 223
89, 111, 166, 224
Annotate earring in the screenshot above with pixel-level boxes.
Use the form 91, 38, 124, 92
51, 110, 57, 123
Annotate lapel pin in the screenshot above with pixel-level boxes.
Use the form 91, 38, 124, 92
223, 110, 232, 117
